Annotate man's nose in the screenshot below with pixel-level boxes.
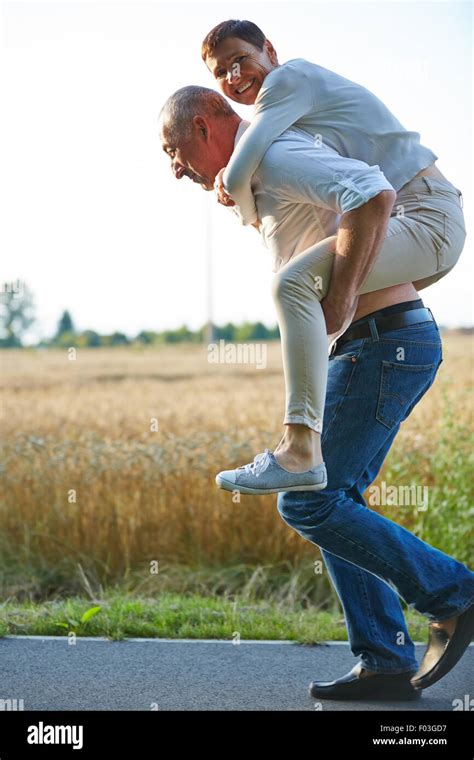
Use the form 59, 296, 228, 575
172, 161, 186, 180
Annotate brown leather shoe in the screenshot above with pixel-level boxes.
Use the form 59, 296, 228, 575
411, 602, 474, 690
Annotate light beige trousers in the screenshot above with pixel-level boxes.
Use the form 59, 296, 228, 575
271, 176, 466, 433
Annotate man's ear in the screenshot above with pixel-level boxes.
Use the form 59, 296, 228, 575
193, 115, 208, 140
264, 39, 278, 65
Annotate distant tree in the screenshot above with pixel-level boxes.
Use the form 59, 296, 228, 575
76, 330, 101, 348
135, 330, 159, 345
194, 325, 206, 343
0, 281, 35, 347
55, 310, 75, 338
163, 324, 197, 343
234, 322, 255, 342
251, 321, 270, 340
214, 322, 236, 341
102, 332, 130, 347
56, 330, 78, 348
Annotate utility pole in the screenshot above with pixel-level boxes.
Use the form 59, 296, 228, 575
204, 193, 214, 344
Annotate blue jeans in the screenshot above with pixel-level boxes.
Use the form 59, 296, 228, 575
276, 314, 474, 674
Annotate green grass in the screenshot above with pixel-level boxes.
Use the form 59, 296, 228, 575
382, 388, 474, 566
0, 590, 430, 643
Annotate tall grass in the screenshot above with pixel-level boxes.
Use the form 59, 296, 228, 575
0, 335, 472, 604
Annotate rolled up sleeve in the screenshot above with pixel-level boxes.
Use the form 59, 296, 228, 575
265, 140, 395, 214
334, 166, 395, 212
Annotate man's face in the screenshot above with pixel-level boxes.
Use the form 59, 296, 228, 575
160, 116, 223, 191
205, 37, 278, 106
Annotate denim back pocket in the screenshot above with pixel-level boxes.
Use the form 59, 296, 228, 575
376, 359, 439, 430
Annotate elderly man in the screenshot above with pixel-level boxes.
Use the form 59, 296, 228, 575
159, 86, 474, 702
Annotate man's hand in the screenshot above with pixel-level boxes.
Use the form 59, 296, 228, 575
322, 189, 396, 332
214, 168, 235, 207
321, 293, 359, 335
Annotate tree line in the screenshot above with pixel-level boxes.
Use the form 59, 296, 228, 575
0, 282, 280, 348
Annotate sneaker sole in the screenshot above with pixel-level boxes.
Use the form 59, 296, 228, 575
215, 475, 327, 495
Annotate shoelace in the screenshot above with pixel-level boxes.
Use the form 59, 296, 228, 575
238, 448, 272, 478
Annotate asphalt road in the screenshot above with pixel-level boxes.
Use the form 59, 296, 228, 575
1, 637, 472, 711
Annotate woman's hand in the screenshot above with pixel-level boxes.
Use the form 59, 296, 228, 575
214, 168, 235, 207
322, 293, 358, 335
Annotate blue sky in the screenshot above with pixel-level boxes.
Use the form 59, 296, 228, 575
1, 0, 472, 341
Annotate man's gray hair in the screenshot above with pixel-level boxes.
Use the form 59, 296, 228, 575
159, 85, 237, 144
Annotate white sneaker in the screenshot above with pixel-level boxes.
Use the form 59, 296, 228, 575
216, 448, 327, 495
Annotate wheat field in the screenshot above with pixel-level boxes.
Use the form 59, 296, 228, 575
0, 334, 472, 601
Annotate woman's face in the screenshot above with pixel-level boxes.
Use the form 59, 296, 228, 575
205, 36, 278, 105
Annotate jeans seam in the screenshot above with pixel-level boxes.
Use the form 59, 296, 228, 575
322, 359, 361, 444
305, 519, 434, 602
357, 568, 384, 642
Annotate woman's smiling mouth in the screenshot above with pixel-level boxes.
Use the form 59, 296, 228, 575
235, 79, 255, 95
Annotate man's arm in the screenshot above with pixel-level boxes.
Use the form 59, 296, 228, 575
322, 189, 396, 333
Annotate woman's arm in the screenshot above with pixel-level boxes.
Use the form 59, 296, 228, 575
223, 64, 314, 225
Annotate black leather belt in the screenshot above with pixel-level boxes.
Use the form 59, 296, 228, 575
334, 307, 434, 350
